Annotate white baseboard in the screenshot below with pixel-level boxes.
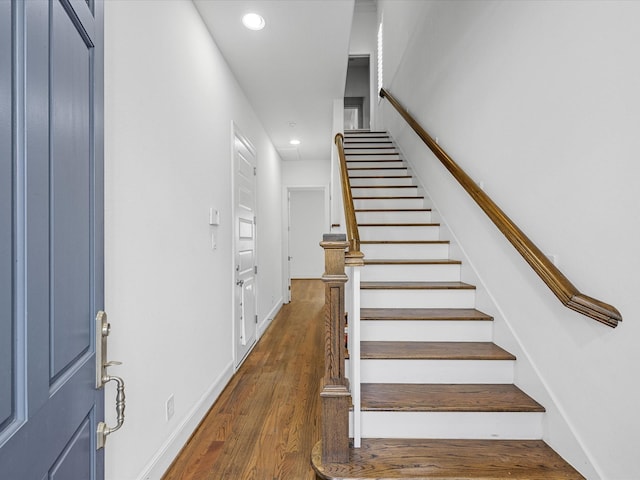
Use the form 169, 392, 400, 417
258, 297, 283, 337
136, 361, 234, 480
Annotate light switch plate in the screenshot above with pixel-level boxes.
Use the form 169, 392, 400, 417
209, 208, 220, 225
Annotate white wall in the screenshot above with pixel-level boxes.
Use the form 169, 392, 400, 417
104, 1, 282, 479
378, 1, 640, 478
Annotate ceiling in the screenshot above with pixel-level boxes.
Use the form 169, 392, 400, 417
193, 0, 356, 162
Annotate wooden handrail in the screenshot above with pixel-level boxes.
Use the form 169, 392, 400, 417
335, 133, 364, 266
380, 88, 621, 328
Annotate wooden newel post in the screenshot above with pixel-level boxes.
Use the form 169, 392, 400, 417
319, 233, 351, 463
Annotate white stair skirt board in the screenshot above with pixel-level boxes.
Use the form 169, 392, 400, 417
349, 177, 415, 186
351, 187, 420, 197
361, 242, 450, 259
361, 263, 461, 282
359, 225, 440, 241
360, 288, 476, 309
347, 168, 409, 177
359, 411, 544, 440
350, 359, 514, 384
347, 161, 404, 168
360, 320, 493, 342
356, 210, 432, 223
354, 198, 426, 209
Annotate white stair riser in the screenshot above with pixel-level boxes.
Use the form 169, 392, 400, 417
350, 177, 414, 186
361, 264, 460, 282
361, 320, 493, 342
361, 288, 475, 309
351, 359, 514, 384
354, 198, 425, 209
348, 161, 403, 168
348, 168, 408, 177
361, 243, 449, 259
344, 140, 391, 146
346, 154, 401, 161
345, 133, 389, 137
357, 412, 543, 440
356, 211, 432, 223
345, 148, 398, 154
352, 187, 419, 197
359, 225, 440, 241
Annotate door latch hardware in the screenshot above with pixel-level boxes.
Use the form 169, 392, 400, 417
95, 311, 127, 450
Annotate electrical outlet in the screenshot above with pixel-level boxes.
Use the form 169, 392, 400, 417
166, 394, 175, 421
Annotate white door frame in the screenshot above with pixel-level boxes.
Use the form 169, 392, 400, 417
282, 185, 330, 303
231, 122, 258, 368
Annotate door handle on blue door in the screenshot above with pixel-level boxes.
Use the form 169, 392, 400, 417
95, 311, 127, 449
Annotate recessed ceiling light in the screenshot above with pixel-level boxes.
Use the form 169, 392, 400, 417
289, 139, 301, 146
242, 13, 265, 31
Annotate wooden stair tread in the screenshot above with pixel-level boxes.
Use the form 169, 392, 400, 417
361, 308, 493, 321
352, 185, 417, 188
360, 341, 515, 360
344, 137, 391, 140
361, 240, 449, 245
360, 384, 544, 412
361, 281, 475, 290
355, 208, 431, 212
348, 166, 406, 170
346, 152, 400, 156
353, 196, 424, 200
364, 259, 461, 265
350, 175, 413, 179
345, 145, 396, 149
344, 140, 390, 142
312, 438, 584, 479
358, 223, 438, 227
347, 158, 403, 162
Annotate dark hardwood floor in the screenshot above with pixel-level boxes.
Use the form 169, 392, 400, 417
162, 279, 324, 480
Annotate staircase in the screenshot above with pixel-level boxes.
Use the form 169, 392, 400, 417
312, 131, 585, 479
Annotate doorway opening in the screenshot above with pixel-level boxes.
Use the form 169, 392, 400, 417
344, 55, 371, 130
284, 186, 329, 303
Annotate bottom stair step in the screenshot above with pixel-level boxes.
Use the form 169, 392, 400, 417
312, 438, 585, 479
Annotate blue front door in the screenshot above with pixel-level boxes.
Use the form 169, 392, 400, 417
0, 1, 105, 478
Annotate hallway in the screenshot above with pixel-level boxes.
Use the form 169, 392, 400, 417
162, 280, 324, 479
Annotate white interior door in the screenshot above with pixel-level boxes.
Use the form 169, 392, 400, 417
233, 129, 257, 367
288, 189, 326, 279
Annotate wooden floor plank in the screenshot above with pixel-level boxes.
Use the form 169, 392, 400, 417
162, 280, 324, 480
